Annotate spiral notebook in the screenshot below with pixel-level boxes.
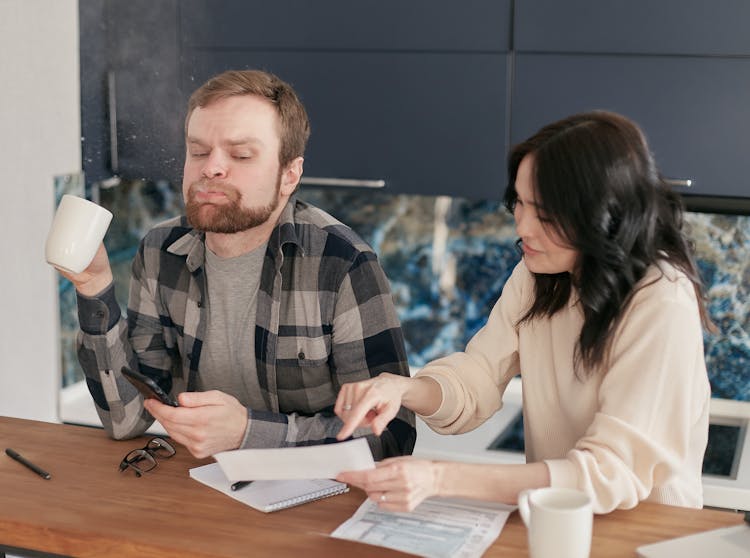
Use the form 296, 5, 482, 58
189, 462, 349, 513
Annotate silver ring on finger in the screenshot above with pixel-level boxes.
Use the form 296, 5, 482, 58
380, 492, 387, 502
343, 404, 352, 411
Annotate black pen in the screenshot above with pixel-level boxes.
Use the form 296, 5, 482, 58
5, 448, 51, 480
231, 480, 253, 491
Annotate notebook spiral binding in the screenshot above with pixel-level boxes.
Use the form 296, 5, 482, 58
265, 484, 350, 512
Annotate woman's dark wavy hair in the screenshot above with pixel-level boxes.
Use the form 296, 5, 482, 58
503, 111, 710, 377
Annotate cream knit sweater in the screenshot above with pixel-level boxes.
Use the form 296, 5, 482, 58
417, 260, 710, 513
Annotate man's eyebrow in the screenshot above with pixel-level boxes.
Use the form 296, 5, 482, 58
186, 137, 264, 147
226, 137, 263, 146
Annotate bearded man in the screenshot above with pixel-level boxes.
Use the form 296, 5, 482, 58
62, 70, 415, 460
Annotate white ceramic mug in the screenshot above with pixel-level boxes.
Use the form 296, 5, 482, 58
518, 487, 593, 558
45, 194, 113, 274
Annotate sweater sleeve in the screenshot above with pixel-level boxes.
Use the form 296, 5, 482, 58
544, 274, 710, 513
415, 262, 531, 433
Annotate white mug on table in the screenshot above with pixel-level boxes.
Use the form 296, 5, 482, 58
45, 194, 113, 274
518, 487, 593, 558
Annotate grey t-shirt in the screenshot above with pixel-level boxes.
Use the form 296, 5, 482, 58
197, 242, 268, 408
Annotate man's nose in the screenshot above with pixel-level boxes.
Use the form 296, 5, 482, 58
202, 152, 227, 179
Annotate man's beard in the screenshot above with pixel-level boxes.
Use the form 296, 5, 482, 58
185, 175, 281, 234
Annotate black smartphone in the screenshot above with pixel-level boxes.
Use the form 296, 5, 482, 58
121, 366, 179, 407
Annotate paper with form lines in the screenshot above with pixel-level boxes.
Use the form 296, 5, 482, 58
213, 437, 375, 481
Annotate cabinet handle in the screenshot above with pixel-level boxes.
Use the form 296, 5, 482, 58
300, 177, 386, 188
664, 178, 693, 188
107, 70, 119, 175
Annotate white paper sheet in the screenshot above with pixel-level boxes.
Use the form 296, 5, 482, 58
213, 437, 375, 481
637, 524, 750, 558
331, 497, 514, 558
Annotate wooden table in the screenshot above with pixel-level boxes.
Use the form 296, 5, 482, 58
0, 416, 744, 557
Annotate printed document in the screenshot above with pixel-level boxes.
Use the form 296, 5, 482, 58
331, 497, 514, 558
213, 437, 374, 481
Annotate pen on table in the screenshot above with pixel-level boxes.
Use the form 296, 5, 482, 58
5, 448, 51, 480
231, 481, 253, 491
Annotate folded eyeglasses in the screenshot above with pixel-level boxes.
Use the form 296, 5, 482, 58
119, 437, 176, 477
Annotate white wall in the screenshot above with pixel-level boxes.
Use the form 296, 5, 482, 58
0, 0, 80, 421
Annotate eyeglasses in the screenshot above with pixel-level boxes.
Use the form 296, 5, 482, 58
119, 437, 176, 477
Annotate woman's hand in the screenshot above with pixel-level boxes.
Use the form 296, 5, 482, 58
335, 373, 409, 440
337, 457, 442, 512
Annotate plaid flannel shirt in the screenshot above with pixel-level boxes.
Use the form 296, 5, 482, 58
76, 198, 416, 459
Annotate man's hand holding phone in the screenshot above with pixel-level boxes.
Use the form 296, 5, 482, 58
144, 390, 248, 459
122, 366, 247, 458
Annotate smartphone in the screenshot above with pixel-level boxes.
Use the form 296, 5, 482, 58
121, 366, 179, 407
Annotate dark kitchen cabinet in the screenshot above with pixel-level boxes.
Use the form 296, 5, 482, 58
79, 0, 184, 187
180, 0, 511, 53
179, 0, 512, 199
514, 0, 750, 56
511, 54, 750, 199
81, 0, 512, 199
183, 51, 508, 199
512, 0, 750, 200
81, 0, 750, 202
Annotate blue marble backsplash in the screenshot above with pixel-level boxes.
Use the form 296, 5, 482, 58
57, 180, 749, 403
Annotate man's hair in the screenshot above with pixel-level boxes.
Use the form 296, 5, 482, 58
185, 69, 311, 168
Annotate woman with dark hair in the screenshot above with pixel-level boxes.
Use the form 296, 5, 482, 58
334, 111, 711, 514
